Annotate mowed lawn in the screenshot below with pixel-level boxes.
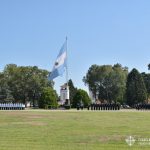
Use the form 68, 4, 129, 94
0, 110, 150, 150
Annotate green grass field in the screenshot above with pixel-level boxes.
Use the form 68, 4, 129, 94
0, 110, 150, 150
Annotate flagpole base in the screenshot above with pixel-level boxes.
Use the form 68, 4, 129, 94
64, 99, 71, 109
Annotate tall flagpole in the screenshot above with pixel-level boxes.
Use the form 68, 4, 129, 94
66, 36, 70, 106
66, 36, 68, 86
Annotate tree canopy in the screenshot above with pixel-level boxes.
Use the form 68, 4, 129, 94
1, 63, 150, 108
126, 68, 147, 106
141, 72, 150, 99
72, 89, 91, 108
68, 79, 78, 105
0, 64, 53, 106
83, 64, 128, 104
39, 87, 58, 109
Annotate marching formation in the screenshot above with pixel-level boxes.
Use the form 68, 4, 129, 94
135, 104, 150, 110
0, 103, 25, 110
77, 103, 121, 110
88, 103, 121, 111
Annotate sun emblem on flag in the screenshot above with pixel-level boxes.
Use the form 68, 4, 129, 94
55, 62, 59, 66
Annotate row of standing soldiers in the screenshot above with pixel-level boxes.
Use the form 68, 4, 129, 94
0, 103, 25, 110
135, 104, 150, 110
77, 103, 120, 110
87, 103, 120, 110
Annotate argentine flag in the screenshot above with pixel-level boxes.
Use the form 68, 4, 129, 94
48, 41, 67, 80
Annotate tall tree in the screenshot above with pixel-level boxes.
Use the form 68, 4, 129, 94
141, 72, 150, 100
39, 87, 58, 109
72, 89, 91, 108
3, 64, 53, 106
126, 68, 147, 106
0, 72, 12, 101
68, 79, 77, 105
83, 64, 128, 103
83, 64, 100, 100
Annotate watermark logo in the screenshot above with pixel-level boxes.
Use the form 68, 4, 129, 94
125, 136, 136, 146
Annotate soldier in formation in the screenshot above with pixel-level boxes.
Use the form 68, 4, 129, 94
88, 103, 120, 111
0, 103, 25, 110
135, 104, 150, 110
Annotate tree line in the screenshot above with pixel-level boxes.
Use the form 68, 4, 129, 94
0, 64, 55, 107
1, 63, 149, 108
83, 63, 150, 106
0, 64, 90, 108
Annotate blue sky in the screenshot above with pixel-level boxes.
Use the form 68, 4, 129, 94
0, 0, 150, 93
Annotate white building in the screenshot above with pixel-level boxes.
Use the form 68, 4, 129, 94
60, 83, 70, 105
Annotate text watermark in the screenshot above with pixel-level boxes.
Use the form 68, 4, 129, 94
125, 136, 150, 146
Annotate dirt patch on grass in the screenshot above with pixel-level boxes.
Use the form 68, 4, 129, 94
28, 121, 47, 126
27, 115, 44, 119
8, 121, 48, 126
99, 135, 124, 142
0, 111, 28, 116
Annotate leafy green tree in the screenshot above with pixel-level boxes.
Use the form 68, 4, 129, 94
126, 68, 147, 106
0, 72, 12, 101
3, 64, 53, 106
83, 64, 101, 100
39, 87, 58, 109
72, 89, 91, 108
83, 64, 128, 103
110, 64, 128, 103
141, 72, 150, 100
68, 79, 77, 105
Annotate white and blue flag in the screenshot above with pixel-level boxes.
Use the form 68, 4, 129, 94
48, 41, 67, 80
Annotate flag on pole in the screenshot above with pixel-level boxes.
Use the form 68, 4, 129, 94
48, 41, 67, 80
